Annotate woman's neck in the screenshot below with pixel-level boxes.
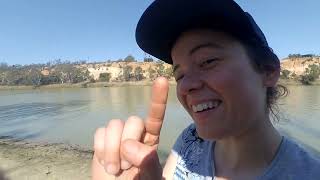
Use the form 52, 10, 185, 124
213, 118, 282, 179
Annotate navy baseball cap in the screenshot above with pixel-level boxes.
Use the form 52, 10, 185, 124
136, 0, 276, 65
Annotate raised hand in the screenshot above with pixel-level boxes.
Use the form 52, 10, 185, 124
92, 77, 169, 180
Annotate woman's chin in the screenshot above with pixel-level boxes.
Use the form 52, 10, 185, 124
195, 125, 227, 141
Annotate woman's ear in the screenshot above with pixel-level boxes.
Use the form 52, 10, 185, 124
263, 68, 280, 87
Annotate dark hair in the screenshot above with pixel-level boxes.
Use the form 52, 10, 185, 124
242, 41, 289, 121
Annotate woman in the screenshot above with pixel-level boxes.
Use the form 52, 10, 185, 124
92, 0, 320, 179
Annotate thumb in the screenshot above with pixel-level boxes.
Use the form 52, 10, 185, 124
121, 139, 162, 177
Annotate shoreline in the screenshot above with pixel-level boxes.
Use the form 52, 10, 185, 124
0, 80, 178, 91
0, 137, 169, 180
0, 79, 319, 91
0, 137, 93, 180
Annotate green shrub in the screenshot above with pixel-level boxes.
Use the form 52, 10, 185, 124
99, 73, 111, 82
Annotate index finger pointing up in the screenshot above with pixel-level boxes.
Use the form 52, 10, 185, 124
144, 77, 169, 142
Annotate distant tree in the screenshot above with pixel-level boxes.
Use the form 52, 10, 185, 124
99, 73, 111, 82
124, 55, 136, 62
54, 64, 89, 84
0, 72, 6, 85
123, 65, 133, 81
301, 54, 315, 58
147, 66, 156, 80
54, 64, 73, 83
155, 63, 165, 77
288, 54, 316, 59
0, 62, 9, 85
291, 72, 297, 79
5, 68, 24, 85
144, 57, 154, 62
54, 59, 62, 65
26, 68, 42, 86
70, 68, 88, 83
89, 77, 96, 83
156, 59, 165, 64
134, 66, 144, 81
299, 64, 320, 85
280, 69, 291, 79
288, 54, 301, 58
164, 66, 173, 78
80, 60, 87, 64
40, 73, 61, 85
0, 60, 93, 86
0, 62, 8, 70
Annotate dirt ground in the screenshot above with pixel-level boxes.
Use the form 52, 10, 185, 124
0, 137, 169, 180
0, 138, 93, 180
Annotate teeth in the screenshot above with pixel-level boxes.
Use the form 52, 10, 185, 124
192, 100, 220, 112
192, 105, 197, 112
196, 104, 203, 112
209, 102, 213, 108
212, 101, 219, 108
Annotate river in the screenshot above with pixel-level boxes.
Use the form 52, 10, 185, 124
0, 85, 319, 157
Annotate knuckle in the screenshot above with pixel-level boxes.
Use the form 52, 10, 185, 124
127, 116, 143, 124
107, 119, 124, 128
94, 127, 105, 137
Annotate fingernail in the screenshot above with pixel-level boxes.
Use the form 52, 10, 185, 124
121, 160, 132, 170
105, 163, 118, 175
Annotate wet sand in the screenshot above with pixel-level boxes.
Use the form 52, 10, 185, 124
0, 137, 93, 180
0, 137, 169, 180
0, 80, 178, 91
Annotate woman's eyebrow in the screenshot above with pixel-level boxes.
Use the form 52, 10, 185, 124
189, 42, 223, 56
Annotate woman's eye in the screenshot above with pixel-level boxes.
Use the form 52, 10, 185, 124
175, 75, 184, 81
200, 58, 217, 67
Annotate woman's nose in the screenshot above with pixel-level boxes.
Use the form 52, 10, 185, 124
178, 73, 203, 95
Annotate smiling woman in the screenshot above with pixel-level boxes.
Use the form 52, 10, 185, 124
92, 0, 320, 180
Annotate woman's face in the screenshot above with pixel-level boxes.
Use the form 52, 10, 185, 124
171, 29, 275, 140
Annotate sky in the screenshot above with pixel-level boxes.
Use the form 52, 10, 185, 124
0, 0, 319, 65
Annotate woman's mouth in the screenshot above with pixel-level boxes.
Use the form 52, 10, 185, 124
190, 99, 223, 125
191, 100, 222, 113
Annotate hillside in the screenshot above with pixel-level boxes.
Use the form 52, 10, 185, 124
80, 61, 173, 81
281, 56, 320, 76
1, 56, 320, 87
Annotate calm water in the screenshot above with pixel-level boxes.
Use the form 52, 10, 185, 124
0, 85, 319, 156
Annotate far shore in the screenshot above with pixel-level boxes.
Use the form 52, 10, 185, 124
0, 80, 177, 91
0, 79, 319, 91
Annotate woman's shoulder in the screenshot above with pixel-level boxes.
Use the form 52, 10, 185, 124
283, 137, 320, 162
284, 137, 320, 167
262, 136, 320, 179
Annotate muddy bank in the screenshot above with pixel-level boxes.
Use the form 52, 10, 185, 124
0, 137, 93, 180
0, 137, 169, 180
0, 80, 177, 91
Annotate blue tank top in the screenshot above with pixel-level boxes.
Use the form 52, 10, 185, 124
172, 124, 320, 180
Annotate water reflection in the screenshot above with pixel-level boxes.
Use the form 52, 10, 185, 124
0, 101, 89, 141
277, 85, 320, 154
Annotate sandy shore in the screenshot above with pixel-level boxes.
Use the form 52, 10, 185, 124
0, 80, 178, 91
0, 137, 169, 180
0, 79, 320, 91
0, 137, 93, 180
